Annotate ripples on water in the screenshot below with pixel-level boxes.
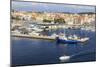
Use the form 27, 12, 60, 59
11, 29, 96, 66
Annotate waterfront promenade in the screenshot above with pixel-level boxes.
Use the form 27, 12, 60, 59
12, 33, 55, 40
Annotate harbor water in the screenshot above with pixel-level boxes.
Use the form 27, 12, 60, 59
11, 29, 96, 66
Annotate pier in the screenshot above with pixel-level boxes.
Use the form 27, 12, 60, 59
12, 34, 56, 40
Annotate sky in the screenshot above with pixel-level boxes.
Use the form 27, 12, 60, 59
12, 1, 95, 13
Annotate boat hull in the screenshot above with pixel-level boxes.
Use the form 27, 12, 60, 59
56, 38, 81, 44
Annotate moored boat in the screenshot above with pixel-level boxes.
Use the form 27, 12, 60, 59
56, 34, 89, 44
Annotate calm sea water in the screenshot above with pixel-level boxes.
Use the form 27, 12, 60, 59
11, 29, 96, 66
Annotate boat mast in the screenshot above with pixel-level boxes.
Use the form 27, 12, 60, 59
64, 25, 66, 36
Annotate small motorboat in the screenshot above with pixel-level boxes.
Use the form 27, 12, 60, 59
56, 34, 89, 44
59, 55, 70, 62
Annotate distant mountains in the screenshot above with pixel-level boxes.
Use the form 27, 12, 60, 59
78, 12, 96, 14
12, 1, 96, 13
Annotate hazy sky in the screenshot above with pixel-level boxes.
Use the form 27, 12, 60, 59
12, 1, 95, 13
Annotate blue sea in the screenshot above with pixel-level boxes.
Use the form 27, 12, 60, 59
11, 29, 96, 66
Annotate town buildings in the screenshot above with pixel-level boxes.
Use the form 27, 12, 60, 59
11, 10, 96, 26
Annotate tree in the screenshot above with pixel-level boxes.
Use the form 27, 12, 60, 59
54, 18, 65, 24
43, 19, 52, 23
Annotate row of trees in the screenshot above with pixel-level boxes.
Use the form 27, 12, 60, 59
43, 18, 65, 24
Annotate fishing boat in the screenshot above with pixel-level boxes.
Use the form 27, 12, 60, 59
56, 34, 89, 44
56, 25, 89, 44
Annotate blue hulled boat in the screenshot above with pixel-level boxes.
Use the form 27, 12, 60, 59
56, 35, 89, 44
56, 38, 80, 44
